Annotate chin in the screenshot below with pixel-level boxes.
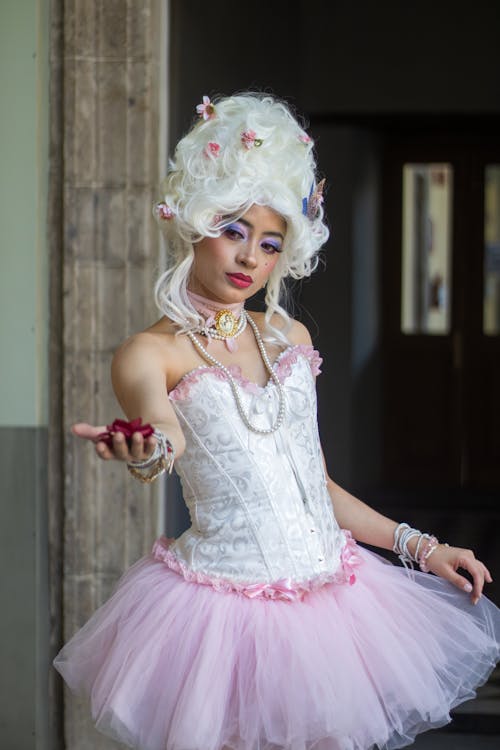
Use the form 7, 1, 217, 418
222, 286, 254, 302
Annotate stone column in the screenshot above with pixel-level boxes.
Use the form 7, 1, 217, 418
50, 1, 165, 747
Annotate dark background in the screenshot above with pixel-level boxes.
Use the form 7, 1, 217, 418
167, 0, 500, 608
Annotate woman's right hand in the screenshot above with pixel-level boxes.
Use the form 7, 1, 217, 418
72, 422, 157, 463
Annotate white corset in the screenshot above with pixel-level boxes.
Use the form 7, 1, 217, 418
153, 346, 359, 600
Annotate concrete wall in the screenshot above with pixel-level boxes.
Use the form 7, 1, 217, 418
52, 2, 166, 746
0, 1, 51, 749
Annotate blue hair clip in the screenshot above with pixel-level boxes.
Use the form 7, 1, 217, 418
302, 182, 314, 216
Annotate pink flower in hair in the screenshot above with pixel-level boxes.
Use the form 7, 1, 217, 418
155, 202, 174, 220
196, 95, 216, 121
204, 141, 220, 158
241, 129, 263, 149
299, 132, 312, 144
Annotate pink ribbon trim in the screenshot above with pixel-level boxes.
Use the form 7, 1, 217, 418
152, 530, 362, 602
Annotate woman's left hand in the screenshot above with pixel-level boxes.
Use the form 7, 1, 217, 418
425, 544, 493, 604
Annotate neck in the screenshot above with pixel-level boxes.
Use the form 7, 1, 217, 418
187, 289, 245, 319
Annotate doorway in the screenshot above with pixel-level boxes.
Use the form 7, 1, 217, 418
382, 131, 500, 495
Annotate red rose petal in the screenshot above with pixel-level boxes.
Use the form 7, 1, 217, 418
96, 418, 154, 448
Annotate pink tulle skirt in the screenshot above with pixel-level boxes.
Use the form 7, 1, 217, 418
53, 544, 500, 750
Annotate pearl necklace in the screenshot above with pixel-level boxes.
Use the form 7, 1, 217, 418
196, 309, 247, 341
186, 312, 286, 435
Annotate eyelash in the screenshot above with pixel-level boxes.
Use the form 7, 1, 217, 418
224, 226, 282, 254
261, 242, 282, 255
224, 226, 246, 241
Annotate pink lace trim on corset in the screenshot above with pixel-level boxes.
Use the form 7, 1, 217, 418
274, 344, 322, 381
169, 344, 322, 401
151, 530, 361, 602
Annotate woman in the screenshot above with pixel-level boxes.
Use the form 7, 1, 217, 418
55, 92, 500, 750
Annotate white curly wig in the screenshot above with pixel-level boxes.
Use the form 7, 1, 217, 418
154, 92, 329, 343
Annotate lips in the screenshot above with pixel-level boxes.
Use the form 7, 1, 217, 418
226, 273, 253, 288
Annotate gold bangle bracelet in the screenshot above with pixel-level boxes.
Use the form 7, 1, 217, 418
127, 455, 169, 484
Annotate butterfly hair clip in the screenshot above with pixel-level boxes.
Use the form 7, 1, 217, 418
302, 179, 325, 220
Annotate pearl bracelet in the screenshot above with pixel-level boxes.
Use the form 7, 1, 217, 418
419, 538, 449, 573
393, 522, 444, 573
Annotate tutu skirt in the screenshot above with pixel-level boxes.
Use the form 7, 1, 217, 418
54, 544, 500, 750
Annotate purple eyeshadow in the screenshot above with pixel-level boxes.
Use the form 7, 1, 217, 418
226, 222, 247, 238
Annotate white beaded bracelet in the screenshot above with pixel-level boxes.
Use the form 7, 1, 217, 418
393, 522, 443, 574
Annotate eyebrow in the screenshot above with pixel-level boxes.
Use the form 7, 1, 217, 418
237, 217, 285, 241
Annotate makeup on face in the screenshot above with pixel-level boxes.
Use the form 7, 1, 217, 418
224, 220, 284, 255
226, 272, 253, 288
188, 205, 286, 303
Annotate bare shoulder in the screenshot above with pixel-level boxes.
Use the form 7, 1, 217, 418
113, 332, 166, 370
285, 318, 313, 346
250, 311, 312, 347
111, 318, 196, 394
111, 335, 162, 396
112, 319, 181, 376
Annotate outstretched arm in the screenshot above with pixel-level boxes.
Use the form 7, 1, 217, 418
73, 332, 186, 465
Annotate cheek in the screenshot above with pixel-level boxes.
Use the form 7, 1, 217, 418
263, 256, 280, 274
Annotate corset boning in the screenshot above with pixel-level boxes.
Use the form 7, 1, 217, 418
162, 347, 352, 593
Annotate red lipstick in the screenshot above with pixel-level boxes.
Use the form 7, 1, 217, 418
226, 273, 253, 288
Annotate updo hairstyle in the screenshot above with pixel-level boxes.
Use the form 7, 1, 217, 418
154, 92, 329, 342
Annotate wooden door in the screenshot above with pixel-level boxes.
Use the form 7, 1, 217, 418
382, 135, 500, 493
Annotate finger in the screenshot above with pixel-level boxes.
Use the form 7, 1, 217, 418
469, 564, 486, 604
134, 435, 158, 462
95, 440, 114, 461
129, 432, 144, 461
144, 435, 158, 456
482, 563, 493, 584
130, 432, 156, 462
145, 435, 158, 459
457, 556, 485, 604
129, 433, 157, 461
72, 422, 107, 441
444, 568, 474, 596
112, 432, 130, 461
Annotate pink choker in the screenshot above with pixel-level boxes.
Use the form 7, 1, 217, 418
187, 290, 247, 352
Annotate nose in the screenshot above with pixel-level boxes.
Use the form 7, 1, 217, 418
236, 239, 258, 268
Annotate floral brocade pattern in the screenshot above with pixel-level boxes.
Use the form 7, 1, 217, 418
166, 346, 352, 591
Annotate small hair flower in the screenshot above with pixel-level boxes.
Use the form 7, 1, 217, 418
299, 133, 312, 144
155, 201, 175, 220
241, 129, 263, 149
302, 179, 326, 220
196, 95, 216, 121
204, 141, 221, 158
